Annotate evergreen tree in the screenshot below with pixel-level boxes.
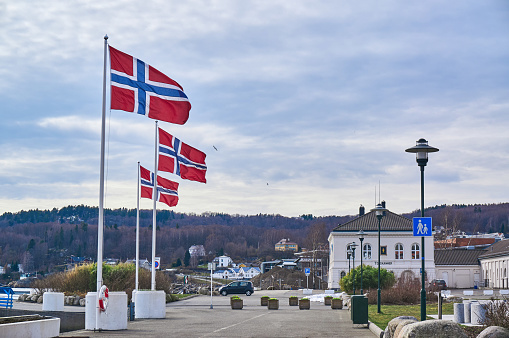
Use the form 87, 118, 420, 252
184, 250, 191, 266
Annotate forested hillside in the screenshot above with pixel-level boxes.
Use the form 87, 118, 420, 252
1, 202, 508, 275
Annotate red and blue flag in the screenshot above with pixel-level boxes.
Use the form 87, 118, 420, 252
140, 165, 179, 207
158, 128, 207, 183
110, 46, 190, 125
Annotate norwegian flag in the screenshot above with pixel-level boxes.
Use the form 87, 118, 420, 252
140, 165, 179, 207
158, 128, 207, 183
109, 46, 190, 125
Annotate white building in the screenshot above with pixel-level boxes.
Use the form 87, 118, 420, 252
434, 248, 484, 288
328, 204, 436, 289
188, 245, 206, 257
213, 255, 234, 268
479, 239, 509, 288
213, 267, 261, 280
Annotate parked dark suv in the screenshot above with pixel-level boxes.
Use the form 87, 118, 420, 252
430, 279, 447, 289
219, 281, 254, 296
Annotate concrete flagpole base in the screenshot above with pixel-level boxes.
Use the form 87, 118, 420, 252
42, 292, 64, 311
134, 290, 166, 319
85, 291, 128, 330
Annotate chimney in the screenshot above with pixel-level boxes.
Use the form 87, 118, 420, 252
359, 205, 365, 216
381, 200, 387, 216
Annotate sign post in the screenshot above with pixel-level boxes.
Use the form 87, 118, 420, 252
208, 262, 216, 309
304, 268, 310, 289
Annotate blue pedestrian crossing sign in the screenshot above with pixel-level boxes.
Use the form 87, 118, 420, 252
413, 217, 432, 236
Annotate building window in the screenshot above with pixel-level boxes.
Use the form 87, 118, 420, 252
363, 244, 372, 260
340, 271, 346, 279
411, 243, 420, 260
395, 243, 404, 260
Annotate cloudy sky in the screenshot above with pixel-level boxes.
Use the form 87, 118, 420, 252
1, 1, 508, 217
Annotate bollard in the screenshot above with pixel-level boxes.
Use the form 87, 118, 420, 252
129, 301, 135, 321
453, 303, 464, 323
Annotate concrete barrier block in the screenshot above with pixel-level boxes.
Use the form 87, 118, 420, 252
42, 292, 64, 312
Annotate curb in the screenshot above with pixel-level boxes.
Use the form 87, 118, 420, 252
368, 321, 384, 337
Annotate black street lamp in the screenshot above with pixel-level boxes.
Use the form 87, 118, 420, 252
347, 247, 353, 274
358, 230, 365, 294
406, 138, 439, 321
371, 203, 387, 314
350, 242, 357, 295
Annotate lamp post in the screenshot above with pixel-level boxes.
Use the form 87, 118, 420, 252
358, 230, 365, 294
347, 248, 353, 274
350, 242, 357, 295
371, 203, 387, 314
406, 138, 439, 321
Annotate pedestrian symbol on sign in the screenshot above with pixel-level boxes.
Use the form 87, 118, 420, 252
413, 217, 432, 237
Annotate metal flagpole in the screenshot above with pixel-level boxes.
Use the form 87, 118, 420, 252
96, 34, 108, 331
151, 121, 158, 290
136, 162, 140, 291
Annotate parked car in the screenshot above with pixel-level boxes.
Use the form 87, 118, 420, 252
219, 281, 254, 296
430, 279, 447, 289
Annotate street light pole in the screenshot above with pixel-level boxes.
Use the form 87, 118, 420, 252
371, 203, 387, 314
347, 248, 352, 274
406, 138, 439, 321
358, 230, 365, 294
350, 242, 357, 295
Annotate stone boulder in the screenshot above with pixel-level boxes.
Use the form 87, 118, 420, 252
37, 295, 43, 303
393, 319, 419, 338
477, 326, 509, 338
73, 296, 81, 305
398, 320, 467, 338
79, 298, 86, 306
383, 316, 418, 338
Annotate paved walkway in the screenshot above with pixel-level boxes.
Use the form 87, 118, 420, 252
60, 290, 375, 337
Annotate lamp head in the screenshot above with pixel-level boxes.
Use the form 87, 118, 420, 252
405, 138, 439, 167
358, 229, 365, 241
370, 203, 387, 219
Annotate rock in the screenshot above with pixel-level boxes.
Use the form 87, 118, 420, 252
74, 296, 81, 305
17, 294, 26, 302
37, 295, 43, 303
476, 326, 509, 338
30, 294, 39, 302
383, 316, 418, 338
79, 298, 86, 306
393, 319, 418, 338
398, 320, 467, 338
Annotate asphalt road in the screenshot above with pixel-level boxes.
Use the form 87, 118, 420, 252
61, 290, 376, 337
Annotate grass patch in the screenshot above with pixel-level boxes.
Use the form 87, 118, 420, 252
368, 302, 454, 330
172, 294, 194, 299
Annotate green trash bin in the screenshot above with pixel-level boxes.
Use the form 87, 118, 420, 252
350, 295, 368, 325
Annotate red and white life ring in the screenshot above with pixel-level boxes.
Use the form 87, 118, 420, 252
98, 285, 109, 312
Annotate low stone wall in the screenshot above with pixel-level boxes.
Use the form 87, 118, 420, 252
0, 309, 84, 332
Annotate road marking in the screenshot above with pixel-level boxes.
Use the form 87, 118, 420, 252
201, 313, 268, 337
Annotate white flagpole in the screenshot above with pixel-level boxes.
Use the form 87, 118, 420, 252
136, 162, 140, 291
151, 121, 158, 290
96, 34, 108, 331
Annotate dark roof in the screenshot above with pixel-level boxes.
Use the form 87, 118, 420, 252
332, 210, 412, 232
434, 248, 484, 266
479, 239, 509, 259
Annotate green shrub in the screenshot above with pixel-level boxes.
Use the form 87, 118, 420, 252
339, 265, 395, 293
33, 262, 174, 301
289, 296, 298, 299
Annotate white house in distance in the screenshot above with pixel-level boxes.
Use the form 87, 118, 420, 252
213, 255, 234, 268
213, 267, 261, 280
328, 204, 436, 289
